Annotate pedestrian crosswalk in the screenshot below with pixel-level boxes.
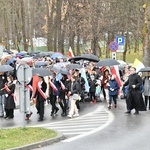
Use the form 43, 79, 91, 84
31, 106, 114, 142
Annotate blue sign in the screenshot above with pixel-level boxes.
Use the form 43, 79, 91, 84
109, 41, 118, 51
116, 36, 125, 45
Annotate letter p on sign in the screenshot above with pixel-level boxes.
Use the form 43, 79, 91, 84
116, 36, 125, 45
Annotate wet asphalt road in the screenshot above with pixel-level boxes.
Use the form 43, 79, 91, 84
32, 99, 150, 150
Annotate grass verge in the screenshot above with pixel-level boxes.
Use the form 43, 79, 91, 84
0, 127, 57, 150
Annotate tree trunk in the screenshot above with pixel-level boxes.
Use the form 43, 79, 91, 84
142, 3, 150, 67
57, 0, 62, 52
69, 31, 75, 55
76, 28, 80, 55
21, 0, 28, 51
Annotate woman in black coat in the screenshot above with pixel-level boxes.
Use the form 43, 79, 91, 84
34, 76, 47, 121
4, 75, 15, 119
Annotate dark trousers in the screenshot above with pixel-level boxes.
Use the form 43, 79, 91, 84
50, 95, 58, 114
101, 86, 106, 99
5, 108, 14, 118
59, 98, 67, 114
90, 92, 96, 101
145, 96, 150, 108
36, 101, 44, 120
109, 95, 117, 105
76, 100, 80, 110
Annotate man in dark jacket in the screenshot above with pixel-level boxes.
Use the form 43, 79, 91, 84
0, 73, 7, 117
124, 67, 146, 114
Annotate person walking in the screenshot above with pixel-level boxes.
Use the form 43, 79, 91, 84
49, 73, 60, 116
123, 67, 146, 114
33, 76, 47, 121
143, 72, 150, 110
59, 74, 68, 116
67, 75, 81, 118
101, 69, 111, 104
107, 74, 119, 109
4, 75, 16, 119
0, 72, 7, 117
88, 75, 97, 103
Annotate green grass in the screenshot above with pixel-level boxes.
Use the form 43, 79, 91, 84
0, 127, 57, 150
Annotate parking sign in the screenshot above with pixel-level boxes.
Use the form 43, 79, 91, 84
116, 36, 125, 45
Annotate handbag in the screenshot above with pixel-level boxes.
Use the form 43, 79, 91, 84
72, 94, 79, 100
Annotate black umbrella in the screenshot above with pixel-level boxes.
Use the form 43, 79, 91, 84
96, 58, 120, 67
80, 54, 99, 62
59, 68, 69, 75
68, 56, 82, 62
32, 68, 53, 77
67, 64, 83, 70
35, 61, 47, 68
33, 52, 47, 59
49, 65, 61, 73
0, 65, 14, 72
139, 67, 150, 72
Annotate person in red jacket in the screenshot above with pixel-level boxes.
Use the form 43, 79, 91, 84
101, 69, 111, 105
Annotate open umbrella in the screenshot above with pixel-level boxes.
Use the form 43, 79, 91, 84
35, 61, 47, 68
33, 52, 47, 59
49, 65, 61, 73
50, 52, 64, 59
68, 56, 82, 62
0, 65, 14, 72
53, 62, 70, 68
139, 67, 150, 72
96, 58, 120, 67
67, 63, 83, 70
80, 54, 99, 62
5, 57, 16, 65
32, 68, 53, 77
59, 68, 69, 75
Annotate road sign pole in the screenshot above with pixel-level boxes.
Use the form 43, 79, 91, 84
16, 64, 32, 128
112, 52, 116, 60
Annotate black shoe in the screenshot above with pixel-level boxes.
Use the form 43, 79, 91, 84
50, 113, 54, 116
125, 111, 131, 114
38, 118, 43, 121
8, 117, 14, 119
4, 116, 8, 119
134, 111, 139, 115
55, 108, 59, 114
61, 112, 67, 117
108, 106, 111, 109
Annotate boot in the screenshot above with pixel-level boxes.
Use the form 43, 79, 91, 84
93, 99, 96, 104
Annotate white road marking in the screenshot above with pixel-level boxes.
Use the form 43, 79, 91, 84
30, 106, 114, 142
62, 108, 114, 142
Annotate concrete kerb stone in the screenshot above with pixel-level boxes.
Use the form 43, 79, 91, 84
7, 131, 66, 150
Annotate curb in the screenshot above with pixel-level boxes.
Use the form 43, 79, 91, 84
8, 131, 65, 150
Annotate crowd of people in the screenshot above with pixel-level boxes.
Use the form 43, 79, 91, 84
0, 54, 149, 122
